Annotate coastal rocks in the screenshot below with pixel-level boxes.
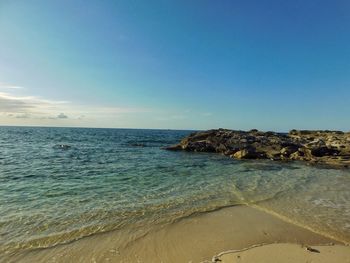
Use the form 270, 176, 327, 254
280, 145, 299, 157
232, 147, 258, 159
310, 146, 339, 157
166, 129, 350, 168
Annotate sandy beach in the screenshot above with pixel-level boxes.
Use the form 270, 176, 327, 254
213, 243, 350, 263
4, 205, 349, 263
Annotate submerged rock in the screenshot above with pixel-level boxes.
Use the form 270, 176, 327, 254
166, 129, 350, 168
53, 144, 71, 150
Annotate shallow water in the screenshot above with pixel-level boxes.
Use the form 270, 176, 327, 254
0, 127, 349, 256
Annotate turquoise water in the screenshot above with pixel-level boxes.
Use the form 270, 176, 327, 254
0, 127, 349, 256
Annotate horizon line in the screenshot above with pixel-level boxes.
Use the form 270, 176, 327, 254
0, 124, 348, 133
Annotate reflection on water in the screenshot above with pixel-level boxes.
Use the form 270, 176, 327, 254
0, 127, 349, 255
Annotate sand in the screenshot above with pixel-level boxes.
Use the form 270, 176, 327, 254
3, 205, 349, 263
213, 243, 350, 263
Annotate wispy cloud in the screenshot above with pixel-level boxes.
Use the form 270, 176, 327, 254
0, 83, 24, 90
15, 113, 31, 119
0, 91, 68, 115
0, 84, 148, 124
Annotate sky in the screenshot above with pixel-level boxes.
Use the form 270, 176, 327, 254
0, 0, 349, 131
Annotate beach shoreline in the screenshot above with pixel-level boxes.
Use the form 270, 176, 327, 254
4, 205, 348, 263
209, 243, 350, 263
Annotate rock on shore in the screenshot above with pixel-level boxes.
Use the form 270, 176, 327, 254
166, 129, 350, 168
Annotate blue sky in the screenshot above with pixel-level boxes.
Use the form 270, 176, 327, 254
0, 0, 349, 130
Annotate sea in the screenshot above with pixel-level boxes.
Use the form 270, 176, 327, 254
0, 127, 349, 257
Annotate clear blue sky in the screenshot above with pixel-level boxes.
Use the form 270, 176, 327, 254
0, 0, 349, 131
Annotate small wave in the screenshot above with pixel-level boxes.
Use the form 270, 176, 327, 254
168, 203, 245, 224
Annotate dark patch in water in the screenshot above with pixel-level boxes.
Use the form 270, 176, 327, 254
183, 163, 207, 168
126, 139, 180, 148
119, 176, 132, 181
239, 162, 300, 172
129, 143, 147, 147
53, 144, 72, 150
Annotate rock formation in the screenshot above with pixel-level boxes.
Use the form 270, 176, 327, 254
166, 129, 350, 168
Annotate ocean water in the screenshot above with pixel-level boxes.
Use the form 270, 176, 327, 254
0, 127, 349, 256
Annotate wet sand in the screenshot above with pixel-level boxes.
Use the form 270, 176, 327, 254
213, 243, 350, 263
3, 205, 348, 263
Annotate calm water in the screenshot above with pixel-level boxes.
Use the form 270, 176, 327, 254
0, 127, 349, 256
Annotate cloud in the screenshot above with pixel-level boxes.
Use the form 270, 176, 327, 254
57, 113, 68, 119
15, 113, 31, 119
41, 113, 69, 120
0, 83, 24, 90
0, 91, 68, 114
0, 84, 149, 125
0, 94, 35, 112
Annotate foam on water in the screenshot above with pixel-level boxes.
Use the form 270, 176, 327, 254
0, 127, 349, 255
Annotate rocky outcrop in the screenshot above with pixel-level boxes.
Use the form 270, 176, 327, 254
166, 129, 350, 168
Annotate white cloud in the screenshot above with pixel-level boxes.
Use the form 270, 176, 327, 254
0, 84, 148, 126
0, 91, 68, 114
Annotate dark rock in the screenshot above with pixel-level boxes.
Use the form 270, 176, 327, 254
266, 150, 282, 160
280, 146, 299, 157
215, 144, 227, 153
231, 147, 265, 159
310, 147, 340, 157
165, 129, 350, 168
232, 148, 254, 159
